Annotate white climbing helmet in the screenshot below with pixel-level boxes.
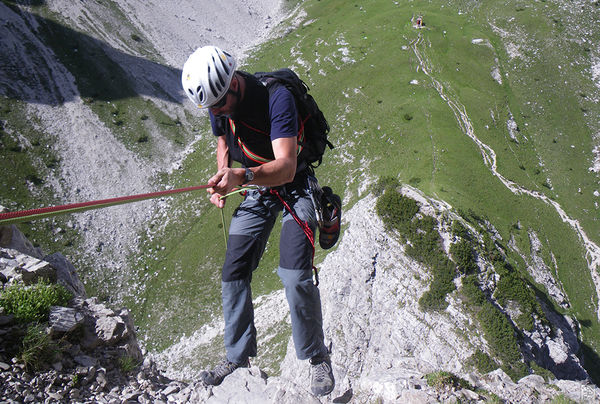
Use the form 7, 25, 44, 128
181, 46, 237, 108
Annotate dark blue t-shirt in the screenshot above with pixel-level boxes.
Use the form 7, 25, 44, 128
209, 72, 298, 167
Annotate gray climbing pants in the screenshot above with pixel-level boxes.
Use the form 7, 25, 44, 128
221, 184, 327, 364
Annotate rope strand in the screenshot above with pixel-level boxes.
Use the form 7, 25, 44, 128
0, 185, 212, 225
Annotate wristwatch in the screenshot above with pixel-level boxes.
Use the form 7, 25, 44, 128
244, 167, 254, 184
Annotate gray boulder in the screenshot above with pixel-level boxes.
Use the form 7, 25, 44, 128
43, 252, 86, 297
0, 225, 44, 259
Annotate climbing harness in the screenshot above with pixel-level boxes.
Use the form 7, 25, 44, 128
217, 184, 320, 286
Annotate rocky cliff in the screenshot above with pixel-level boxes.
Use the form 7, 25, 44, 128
3, 191, 600, 403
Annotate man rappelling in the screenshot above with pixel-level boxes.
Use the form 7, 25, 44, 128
181, 45, 340, 396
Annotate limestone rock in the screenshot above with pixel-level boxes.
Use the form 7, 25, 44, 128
48, 306, 84, 335
0, 248, 56, 285
0, 225, 44, 259
43, 252, 86, 297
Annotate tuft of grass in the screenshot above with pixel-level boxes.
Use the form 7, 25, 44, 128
18, 323, 59, 371
550, 394, 578, 404
0, 280, 72, 323
118, 355, 140, 373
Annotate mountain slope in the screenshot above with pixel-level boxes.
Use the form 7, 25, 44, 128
2, 0, 600, 395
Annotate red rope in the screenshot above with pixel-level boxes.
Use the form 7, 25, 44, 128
0, 184, 211, 225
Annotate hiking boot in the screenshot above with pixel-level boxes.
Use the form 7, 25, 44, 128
318, 187, 341, 250
200, 358, 249, 386
310, 354, 335, 396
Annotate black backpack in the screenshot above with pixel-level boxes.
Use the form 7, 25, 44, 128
254, 68, 334, 168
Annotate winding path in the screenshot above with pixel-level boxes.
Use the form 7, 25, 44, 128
410, 34, 600, 320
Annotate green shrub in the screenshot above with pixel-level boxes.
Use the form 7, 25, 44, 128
462, 275, 486, 305
375, 186, 419, 234
0, 280, 72, 323
425, 371, 471, 390
468, 349, 498, 374
477, 301, 528, 380
375, 175, 397, 191
494, 262, 546, 331
461, 275, 527, 380
450, 240, 478, 274
418, 259, 456, 311
451, 220, 470, 240
482, 233, 503, 264
375, 182, 458, 312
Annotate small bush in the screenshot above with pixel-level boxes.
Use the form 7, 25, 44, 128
450, 240, 477, 274
468, 349, 498, 374
461, 275, 486, 305
494, 262, 546, 331
0, 280, 72, 323
375, 186, 419, 234
451, 220, 470, 240
461, 274, 528, 380
375, 180, 458, 312
425, 371, 471, 390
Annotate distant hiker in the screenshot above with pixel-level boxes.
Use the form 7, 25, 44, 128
181, 45, 339, 396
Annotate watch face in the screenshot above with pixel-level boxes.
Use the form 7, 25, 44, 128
245, 168, 254, 182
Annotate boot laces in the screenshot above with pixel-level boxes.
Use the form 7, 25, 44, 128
212, 360, 239, 378
312, 359, 331, 381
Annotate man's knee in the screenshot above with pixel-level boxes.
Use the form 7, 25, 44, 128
278, 267, 313, 289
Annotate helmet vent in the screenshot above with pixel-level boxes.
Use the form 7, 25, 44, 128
219, 56, 230, 76
216, 69, 225, 88
208, 77, 218, 97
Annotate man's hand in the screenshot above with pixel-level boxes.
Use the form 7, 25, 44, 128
207, 167, 243, 208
